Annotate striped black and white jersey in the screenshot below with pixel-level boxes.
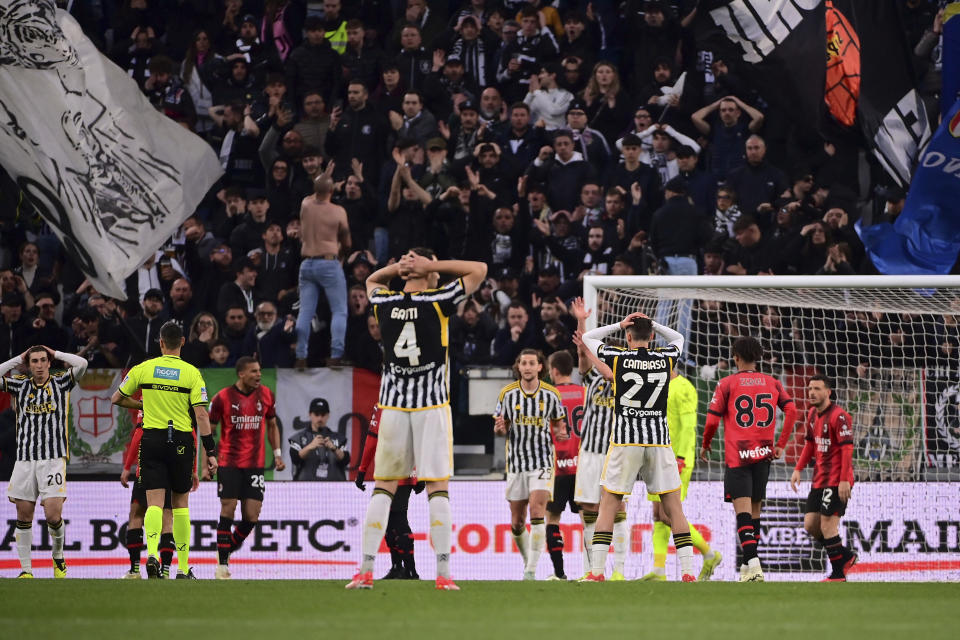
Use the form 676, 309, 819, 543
2, 371, 77, 461
371, 278, 468, 410
496, 380, 566, 473
579, 368, 616, 455
597, 343, 679, 446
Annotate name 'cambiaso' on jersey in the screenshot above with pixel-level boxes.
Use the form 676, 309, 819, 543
597, 343, 679, 446
496, 380, 566, 473
579, 368, 616, 455
2, 370, 77, 461
371, 278, 467, 410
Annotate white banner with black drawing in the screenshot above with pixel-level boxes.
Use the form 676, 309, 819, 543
0, 1, 221, 299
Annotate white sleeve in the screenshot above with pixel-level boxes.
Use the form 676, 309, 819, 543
0, 355, 23, 379
651, 322, 684, 354
55, 350, 89, 379
581, 323, 621, 357
662, 125, 701, 155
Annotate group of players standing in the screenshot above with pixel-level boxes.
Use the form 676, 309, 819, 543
2, 247, 857, 584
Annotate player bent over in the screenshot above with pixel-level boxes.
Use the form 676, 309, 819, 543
569, 298, 629, 580
120, 414, 175, 578
1, 346, 87, 578
577, 313, 698, 582
208, 357, 285, 579
700, 336, 797, 582
640, 365, 721, 581
346, 249, 486, 590
355, 405, 424, 579
790, 375, 858, 582
494, 350, 568, 580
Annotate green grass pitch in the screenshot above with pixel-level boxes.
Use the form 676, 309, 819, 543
1, 581, 957, 639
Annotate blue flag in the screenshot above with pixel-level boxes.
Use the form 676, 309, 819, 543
857, 97, 960, 275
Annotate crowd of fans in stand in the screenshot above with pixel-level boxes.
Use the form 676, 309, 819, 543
0, 0, 950, 376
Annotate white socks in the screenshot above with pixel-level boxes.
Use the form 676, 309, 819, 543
15, 521, 32, 574
360, 489, 393, 573
48, 520, 65, 560
428, 491, 451, 578
612, 518, 629, 574
512, 525, 530, 564
677, 544, 693, 576
525, 519, 546, 574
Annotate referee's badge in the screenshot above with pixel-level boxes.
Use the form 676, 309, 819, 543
177, 446, 185, 454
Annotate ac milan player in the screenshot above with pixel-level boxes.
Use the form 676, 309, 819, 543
790, 375, 857, 581
700, 336, 797, 582
119, 412, 177, 578
544, 350, 583, 581
355, 405, 424, 580
208, 357, 285, 579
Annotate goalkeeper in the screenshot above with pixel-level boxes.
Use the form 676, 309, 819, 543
640, 365, 722, 581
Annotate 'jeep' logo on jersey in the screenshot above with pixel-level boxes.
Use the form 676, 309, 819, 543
154, 367, 180, 380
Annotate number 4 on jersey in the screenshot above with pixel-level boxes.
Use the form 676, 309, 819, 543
393, 321, 421, 365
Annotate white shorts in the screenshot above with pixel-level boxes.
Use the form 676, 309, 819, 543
601, 445, 681, 496
374, 405, 453, 481
506, 468, 554, 501
574, 451, 605, 505
7, 458, 67, 503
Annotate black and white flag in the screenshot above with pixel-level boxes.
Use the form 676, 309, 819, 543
0, 1, 221, 298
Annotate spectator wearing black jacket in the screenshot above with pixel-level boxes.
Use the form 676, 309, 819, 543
285, 17, 341, 107
243, 301, 295, 368
649, 178, 709, 275
341, 19, 385, 93
497, 102, 546, 177
725, 216, 781, 275
526, 130, 596, 212
675, 146, 715, 219
604, 134, 662, 227
726, 135, 789, 218
123, 288, 167, 360
451, 299, 498, 366
216, 259, 258, 320
253, 223, 297, 308
0, 294, 32, 360
493, 302, 541, 365
325, 81, 390, 185
28, 291, 68, 353
394, 25, 433, 92
496, 8, 560, 104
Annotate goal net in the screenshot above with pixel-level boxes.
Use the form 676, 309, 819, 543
583, 275, 960, 483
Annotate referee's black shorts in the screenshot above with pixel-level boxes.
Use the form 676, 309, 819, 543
138, 428, 195, 494
131, 480, 172, 509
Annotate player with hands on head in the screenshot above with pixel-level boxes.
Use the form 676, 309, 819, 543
790, 374, 858, 581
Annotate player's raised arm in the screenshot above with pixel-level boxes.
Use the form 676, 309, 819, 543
579, 321, 621, 356
429, 258, 488, 294
571, 298, 614, 380
365, 262, 405, 298
651, 321, 684, 354
0, 353, 23, 380
54, 349, 89, 380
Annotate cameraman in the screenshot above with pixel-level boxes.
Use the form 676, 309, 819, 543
288, 398, 350, 481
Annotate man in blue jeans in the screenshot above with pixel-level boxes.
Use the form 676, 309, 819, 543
295, 175, 351, 369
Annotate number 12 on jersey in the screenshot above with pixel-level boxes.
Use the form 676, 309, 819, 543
393, 321, 421, 365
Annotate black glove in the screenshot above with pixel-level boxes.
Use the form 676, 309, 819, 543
354, 471, 366, 491
413, 480, 426, 494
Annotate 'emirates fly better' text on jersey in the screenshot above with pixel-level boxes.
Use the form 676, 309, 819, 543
209, 384, 276, 468
370, 279, 467, 410
597, 343, 679, 446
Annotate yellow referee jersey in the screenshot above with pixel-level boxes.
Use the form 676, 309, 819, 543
118, 355, 207, 431
666, 374, 698, 463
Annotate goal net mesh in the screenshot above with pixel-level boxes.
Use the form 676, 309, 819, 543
590, 283, 960, 482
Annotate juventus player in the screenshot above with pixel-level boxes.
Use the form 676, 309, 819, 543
577, 312, 698, 582
700, 336, 797, 582
569, 298, 629, 581
346, 248, 486, 591
791, 375, 858, 581
494, 349, 568, 581
208, 357, 284, 579
1, 345, 87, 578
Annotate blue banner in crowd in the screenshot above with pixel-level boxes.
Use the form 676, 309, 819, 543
943, 3, 960, 119
857, 97, 960, 275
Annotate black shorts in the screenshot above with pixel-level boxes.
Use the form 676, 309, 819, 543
723, 460, 771, 502
547, 474, 580, 514
217, 467, 266, 501
138, 428, 195, 494
131, 481, 172, 509
805, 486, 847, 517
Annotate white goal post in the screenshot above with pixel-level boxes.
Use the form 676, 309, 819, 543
583, 275, 960, 482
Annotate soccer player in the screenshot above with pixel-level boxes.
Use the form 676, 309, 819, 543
790, 374, 858, 582
112, 321, 218, 580
544, 350, 582, 580
346, 248, 486, 591
700, 336, 798, 582
1, 345, 87, 578
640, 366, 722, 581
355, 404, 424, 580
208, 357, 285, 579
569, 298, 628, 581
577, 312, 698, 582
494, 349, 568, 581
120, 413, 175, 579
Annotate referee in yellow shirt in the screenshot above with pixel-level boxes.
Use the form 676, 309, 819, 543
111, 322, 218, 579
640, 366, 722, 581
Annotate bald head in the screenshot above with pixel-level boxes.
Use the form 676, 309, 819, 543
314, 175, 334, 197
